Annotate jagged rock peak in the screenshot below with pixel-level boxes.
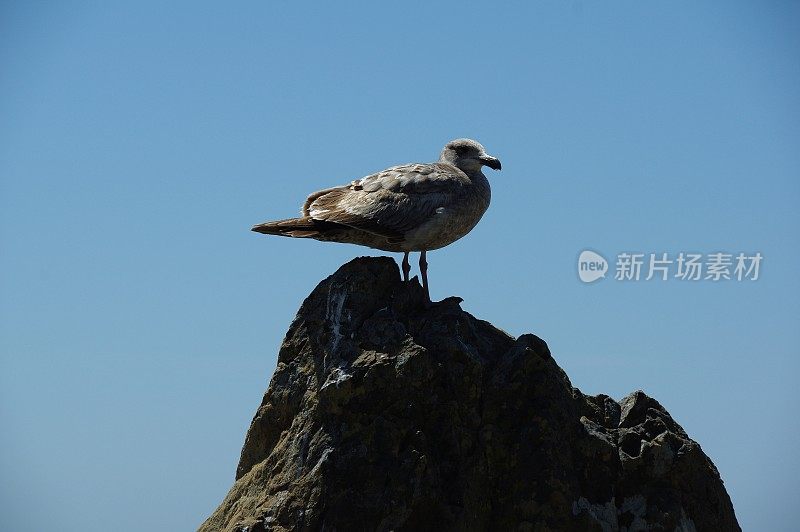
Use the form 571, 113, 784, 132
200, 256, 739, 532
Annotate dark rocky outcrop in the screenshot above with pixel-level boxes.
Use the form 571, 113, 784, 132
200, 257, 739, 532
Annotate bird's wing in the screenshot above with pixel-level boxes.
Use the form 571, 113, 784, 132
302, 163, 465, 241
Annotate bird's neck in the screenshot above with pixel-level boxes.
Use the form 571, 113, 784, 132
465, 168, 491, 203
440, 160, 491, 201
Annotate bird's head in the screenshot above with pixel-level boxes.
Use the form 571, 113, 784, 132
439, 138, 502, 174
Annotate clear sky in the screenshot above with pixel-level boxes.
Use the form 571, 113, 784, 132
1, 2, 798, 530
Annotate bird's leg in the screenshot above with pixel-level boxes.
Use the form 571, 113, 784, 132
419, 251, 430, 302
402, 252, 411, 282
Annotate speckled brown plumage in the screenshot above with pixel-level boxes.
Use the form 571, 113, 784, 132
252, 139, 501, 300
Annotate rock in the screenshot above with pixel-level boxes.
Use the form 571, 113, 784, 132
200, 257, 739, 532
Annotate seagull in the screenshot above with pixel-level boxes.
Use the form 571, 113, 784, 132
252, 138, 501, 302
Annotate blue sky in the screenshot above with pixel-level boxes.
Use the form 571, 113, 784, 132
1, 2, 798, 530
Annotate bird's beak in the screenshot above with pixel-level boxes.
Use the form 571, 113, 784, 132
479, 155, 502, 171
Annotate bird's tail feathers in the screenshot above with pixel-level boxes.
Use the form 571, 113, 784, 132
251, 217, 336, 239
